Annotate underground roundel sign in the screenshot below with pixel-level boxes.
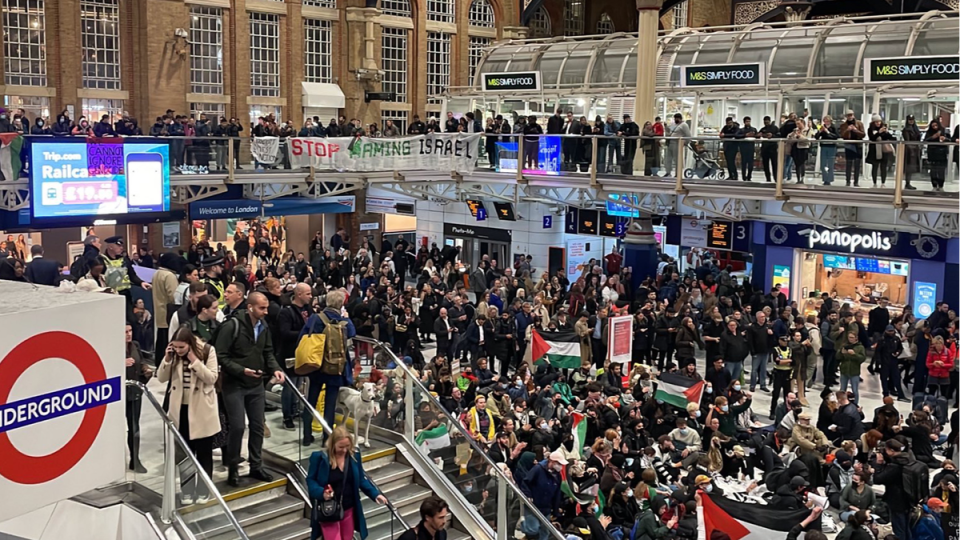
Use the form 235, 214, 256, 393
0, 332, 121, 484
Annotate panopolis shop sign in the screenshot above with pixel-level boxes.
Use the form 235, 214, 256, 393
680, 63, 765, 87
865, 56, 960, 83
481, 71, 541, 92
766, 224, 946, 261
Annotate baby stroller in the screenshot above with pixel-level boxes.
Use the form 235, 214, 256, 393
683, 140, 726, 180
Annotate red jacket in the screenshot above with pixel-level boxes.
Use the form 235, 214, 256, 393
926, 346, 955, 378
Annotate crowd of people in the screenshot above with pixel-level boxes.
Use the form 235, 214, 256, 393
1, 213, 957, 540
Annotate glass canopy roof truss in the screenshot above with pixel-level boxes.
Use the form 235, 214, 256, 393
450, 12, 958, 101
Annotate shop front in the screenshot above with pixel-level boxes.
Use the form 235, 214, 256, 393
443, 222, 512, 271
752, 222, 952, 321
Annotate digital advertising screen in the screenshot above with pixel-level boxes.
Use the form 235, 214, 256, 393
31, 140, 171, 225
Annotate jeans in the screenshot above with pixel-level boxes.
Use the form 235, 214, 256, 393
178, 405, 214, 499
783, 155, 794, 181
224, 384, 266, 470
215, 145, 228, 169
303, 372, 345, 442
723, 145, 739, 180
845, 150, 861, 184
821, 348, 837, 386
840, 374, 860, 403
607, 141, 622, 167
281, 375, 302, 421
891, 511, 912, 540
761, 150, 777, 182
750, 352, 769, 389
879, 360, 904, 398
725, 361, 743, 382
820, 145, 837, 184
126, 398, 142, 465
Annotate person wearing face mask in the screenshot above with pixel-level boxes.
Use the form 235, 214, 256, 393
52, 112, 72, 135
838, 470, 876, 523
519, 450, 566, 539
826, 450, 855, 509
30, 116, 50, 135
668, 417, 702, 462
705, 393, 752, 438
72, 117, 94, 136
607, 482, 641, 529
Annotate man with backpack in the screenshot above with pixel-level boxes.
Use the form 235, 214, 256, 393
278, 283, 314, 430
299, 289, 354, 445
873, 439, 928, 540
214, 292, 285, 487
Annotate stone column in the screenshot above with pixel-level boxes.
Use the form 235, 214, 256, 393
633, 0, 664, 174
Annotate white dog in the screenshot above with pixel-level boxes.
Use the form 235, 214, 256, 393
338, 382, 380, 447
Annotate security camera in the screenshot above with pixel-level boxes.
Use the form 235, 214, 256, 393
174, 28, 188, 39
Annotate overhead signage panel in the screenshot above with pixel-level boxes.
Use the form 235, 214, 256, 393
865, 55, 960, 83
680, 63, 765, 87
481, 71, 542, 92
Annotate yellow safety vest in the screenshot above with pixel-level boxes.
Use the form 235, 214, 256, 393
103, 257, 131, 292
204, 277, 225, 309
773, 345, 792, 370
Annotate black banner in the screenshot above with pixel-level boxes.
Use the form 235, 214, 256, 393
482, 72, 541, 92
444, 223, 512, 243
681, 63, 764, 87
866, 56, 960, 83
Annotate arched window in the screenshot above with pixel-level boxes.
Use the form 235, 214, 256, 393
563, 0, 583, 36
673, 0, 689, 29
530, 6, 551, 38
380, 0, 411, 17
468, 0, 495, 28
427, 0, 455, 23
596, 12, 614, 34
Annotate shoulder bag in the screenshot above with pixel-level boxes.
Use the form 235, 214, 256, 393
314, 455, 350, 523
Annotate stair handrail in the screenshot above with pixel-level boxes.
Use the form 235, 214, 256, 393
130, 381, 250, 539
352, 335, 567, 540
281, 376, 411, 531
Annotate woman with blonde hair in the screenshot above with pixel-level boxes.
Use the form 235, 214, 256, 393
157, 326, 220, 505
307, 426, 387, 540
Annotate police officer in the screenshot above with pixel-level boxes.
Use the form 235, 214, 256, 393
201, 255, 227, 310
102, 236, 151, 340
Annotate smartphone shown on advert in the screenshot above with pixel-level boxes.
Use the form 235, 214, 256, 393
126, 152, 164, 208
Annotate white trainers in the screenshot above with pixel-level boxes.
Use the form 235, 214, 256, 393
181, 494, 194, 506
197, 495, 210, 504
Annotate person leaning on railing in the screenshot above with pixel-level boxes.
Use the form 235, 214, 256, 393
925, 119, 951, 192
307, 426, 388, 540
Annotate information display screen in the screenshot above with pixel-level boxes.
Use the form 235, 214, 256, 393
31, 140, 171, 223
823, 254, 856, 270
823, 254, 910, 276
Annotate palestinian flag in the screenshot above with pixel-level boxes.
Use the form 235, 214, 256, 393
414, 424, 451, 451
560, 464, 605, 515
570, 412, 587, 460
0, 133, 23, 181
702, 493, 820, 540
530, 328, 581, 369
654, 372, 705, 409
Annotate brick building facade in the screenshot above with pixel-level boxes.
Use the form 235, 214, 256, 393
0, 0, 524, 131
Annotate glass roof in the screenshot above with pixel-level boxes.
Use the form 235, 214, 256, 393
465, 12, 959, 95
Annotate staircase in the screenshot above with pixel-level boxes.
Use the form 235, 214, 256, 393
177, 439, 470, 540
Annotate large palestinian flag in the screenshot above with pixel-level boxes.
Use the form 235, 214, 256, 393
0, 133, 23, 181
530, 328, 581, 369
654, 372, 705, 409
702, 493, 820, 539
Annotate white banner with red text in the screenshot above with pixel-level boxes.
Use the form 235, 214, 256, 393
286, 133, 482, 174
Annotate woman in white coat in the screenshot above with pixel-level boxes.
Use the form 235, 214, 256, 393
158, 326, 221, 505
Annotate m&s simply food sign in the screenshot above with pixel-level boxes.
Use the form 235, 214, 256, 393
865, 56, 960, 83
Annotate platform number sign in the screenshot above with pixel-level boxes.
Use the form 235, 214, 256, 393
477, 207, 487, 221
543, 215, 552, 229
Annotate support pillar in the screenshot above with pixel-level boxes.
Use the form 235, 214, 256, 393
623, 217, 659, 291
633, 0, 664, 174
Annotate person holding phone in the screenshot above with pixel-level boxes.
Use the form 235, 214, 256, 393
157, 326, 220, 504
213, 292, 285, 487
307, 426, 387, 540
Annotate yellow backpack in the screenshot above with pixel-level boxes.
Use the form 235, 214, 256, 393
294, 329, 326, 375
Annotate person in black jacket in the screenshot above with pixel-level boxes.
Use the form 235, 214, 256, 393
407, 114, 426, 135
226, 117, 243, 169
873, 439, 917, 540
619, 114, 640, 170
214, 292, 285, 486
277, 283, 314, 430
746, 311, 774, 392
546, 109, 564, 135
720, 117, 741, 180
719, 319, 750, 381
758, 116, 779, 183
735, 117, 758, 181
24, 244, 61, 286
873, 324, 907, 401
